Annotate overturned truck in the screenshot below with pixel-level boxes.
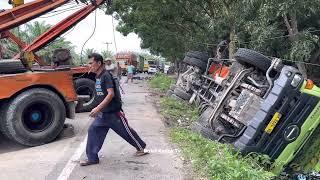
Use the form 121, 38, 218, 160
173, 48, 320, 176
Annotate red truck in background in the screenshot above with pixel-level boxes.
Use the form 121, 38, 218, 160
115, 52, 138, 75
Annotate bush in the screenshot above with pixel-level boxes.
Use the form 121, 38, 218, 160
149, 73, 174, 93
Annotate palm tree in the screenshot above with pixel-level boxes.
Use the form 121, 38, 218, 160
0, 21, 74, 63
101, 50, 114, 60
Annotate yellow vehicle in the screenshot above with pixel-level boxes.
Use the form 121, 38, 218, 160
8, 0, 24, 7
143, 61, 149, 73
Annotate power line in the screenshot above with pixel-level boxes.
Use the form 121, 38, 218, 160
39, 5, 85, 18
61, 25, 76, 38
80, 10, 97, 64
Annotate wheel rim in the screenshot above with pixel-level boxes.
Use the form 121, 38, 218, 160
22, 102, 54, 132
76, 85, 95, 106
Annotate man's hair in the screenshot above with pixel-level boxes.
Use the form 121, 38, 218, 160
88, 53, 104, 64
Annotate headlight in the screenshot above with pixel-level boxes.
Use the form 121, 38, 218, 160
291, 74, 302, 87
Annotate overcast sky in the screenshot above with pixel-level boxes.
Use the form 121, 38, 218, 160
0, 0, 146, 54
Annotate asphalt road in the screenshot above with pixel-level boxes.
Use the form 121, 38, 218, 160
0, 76, 186, 180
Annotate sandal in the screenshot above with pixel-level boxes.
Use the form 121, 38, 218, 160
79, 159, 99, 166
134, 150, 150, 157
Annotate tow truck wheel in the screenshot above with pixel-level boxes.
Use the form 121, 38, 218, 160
74, 78, 98, 112
0, 88, 66, 146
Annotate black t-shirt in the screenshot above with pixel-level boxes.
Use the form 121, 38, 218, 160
95, 70, 122, 113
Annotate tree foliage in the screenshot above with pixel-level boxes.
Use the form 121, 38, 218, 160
105, 0, 320, 79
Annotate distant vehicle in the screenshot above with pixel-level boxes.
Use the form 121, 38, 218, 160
164, 64, 170, 74
115, 52, 138, 75
137, 55, 149, 73
148, 65, 158, 74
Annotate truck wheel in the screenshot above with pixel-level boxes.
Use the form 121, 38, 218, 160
183, 57, 207, 71
166, 89, 174, 97
74, 78, 98, 112
192, 106, 220, 140
197, 107, 214, 127
171, 94, 184, 101
0, 88, 66, 146
185, 51, 209, 63
234, 48, 272, 72
0, 59, 27, 74
174, 88, 192, 101
170, 84, 177, 91
191, 122, 219, 140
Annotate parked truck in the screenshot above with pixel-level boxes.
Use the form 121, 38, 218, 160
115, 52, 138, 75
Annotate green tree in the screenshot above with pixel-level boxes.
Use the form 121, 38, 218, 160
101, 50, 114, 59
243, 0, 320, 78
107, 0, 320, 79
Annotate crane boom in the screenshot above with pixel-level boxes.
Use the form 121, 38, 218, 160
0, 0, 71, 32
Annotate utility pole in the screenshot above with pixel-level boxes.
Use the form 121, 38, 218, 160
104, 42, 112, 52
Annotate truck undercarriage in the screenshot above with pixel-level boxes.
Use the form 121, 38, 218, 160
170, 48, 320, 176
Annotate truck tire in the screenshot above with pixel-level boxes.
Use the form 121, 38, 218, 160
234, 48, 272, 72
166, 89, 174, 97
74, 78, 98, 112
191, 106, 220, 140
171, 94, 184, 101
0, 59, 27, 74
185, 51, 209, 63
0, 88, 66, 146
183, 57, 207, 71
174, 88, 192, 101
197, 107, 213, 127
191, 122, 219, 140
170, 84, 177, 91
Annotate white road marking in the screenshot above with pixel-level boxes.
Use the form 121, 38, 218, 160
57, 135, 88, 180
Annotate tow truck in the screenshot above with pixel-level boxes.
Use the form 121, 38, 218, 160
0, 0, 110, 146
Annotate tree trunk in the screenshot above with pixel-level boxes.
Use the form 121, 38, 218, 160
283, 13, 308, 78
229, 24, 236, 59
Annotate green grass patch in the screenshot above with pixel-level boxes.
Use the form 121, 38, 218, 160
149, 73, 174, 93
159, 97, 199, 125
170, 128, 275, 180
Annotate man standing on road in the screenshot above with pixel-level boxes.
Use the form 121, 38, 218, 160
126, 62, 134, 83
80, 53, 148, 166
105, 58, 123, 97
105, 59, 116, 76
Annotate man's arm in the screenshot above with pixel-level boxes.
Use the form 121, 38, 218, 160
89, 88, 114, 117
97, 88, 114, 110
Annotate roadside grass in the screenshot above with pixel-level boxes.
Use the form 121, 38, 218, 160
159, 97, 199, 126
170, 128, 274, 180
149, 73, 174, 93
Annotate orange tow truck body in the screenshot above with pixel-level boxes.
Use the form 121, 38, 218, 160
0, 0, 108, 146
0, 70, 77, 102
